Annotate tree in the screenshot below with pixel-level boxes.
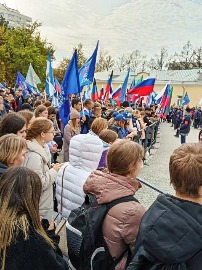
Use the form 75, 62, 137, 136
95, 49, 114, 72
115, 54, 127, 72
168, 41, 195, 70
0, 21, 54, 86
0, 16, 9, 29
148, 47, 168, 70
194, 47, 202, 69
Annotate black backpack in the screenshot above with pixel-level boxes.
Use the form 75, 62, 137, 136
67, 194, 139, 270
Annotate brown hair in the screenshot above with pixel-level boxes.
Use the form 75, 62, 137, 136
0, 134, 27, 166
169, 143, 202, 198
0, 167, 53, 269
91, 118, 108, 136
18, 110, 34, 128
34, 100, 42, 108
107, 140, 144, 176
43, 101, 52, 107
35, 105, 47, 118
99, 129, 118, 144
26, 118, 53, 140
0, 113, 26, 137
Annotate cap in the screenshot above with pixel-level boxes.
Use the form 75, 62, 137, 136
115, 114, 127, 121
70, 109, 80, 120
122, 112, 132, 119
112, 111, 119, 118
21, 103, 33, 111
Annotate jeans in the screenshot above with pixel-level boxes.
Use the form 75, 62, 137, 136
181, 135, 186, 144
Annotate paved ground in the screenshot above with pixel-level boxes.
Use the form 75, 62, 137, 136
136, 122, 200, 209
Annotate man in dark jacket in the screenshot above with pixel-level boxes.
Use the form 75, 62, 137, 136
179, 107, 191, 144
127, 143, 202, 270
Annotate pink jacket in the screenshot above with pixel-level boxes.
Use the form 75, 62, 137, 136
83, 171, 146, 270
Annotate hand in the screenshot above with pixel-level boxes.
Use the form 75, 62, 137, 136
82, 115, 86, 121
48, 216, 55, 230
52, 163, 62, 172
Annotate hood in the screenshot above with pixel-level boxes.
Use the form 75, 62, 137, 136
83, 170, 141, 204
26, 139, 50, 164
69, 133, 103, 173
136, 194, 202, 264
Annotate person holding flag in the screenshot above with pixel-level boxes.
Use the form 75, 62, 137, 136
179, 107, 192, 144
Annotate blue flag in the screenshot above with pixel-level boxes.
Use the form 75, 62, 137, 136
120, 68, 130, 103
182, 92, 190, 106
130, 74, 136, 90
16, 71, 29, 98
46, 52, 55, 97
79, 41, 99, 87
59, 50, 80, 127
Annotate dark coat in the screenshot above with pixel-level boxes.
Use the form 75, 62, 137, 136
180, 114, 191, 134
3, 226, 69, 270
127, 194, 202, 270
0, 162, 7, 178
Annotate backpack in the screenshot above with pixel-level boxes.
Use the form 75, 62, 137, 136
66, 194, 139, 270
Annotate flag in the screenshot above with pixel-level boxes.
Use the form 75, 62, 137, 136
59, 50, 80, 127
54, 77, 61, 93
136, 75, 143, 86
16, 71, 29, 98
199, 97, 202, 106
91, 78, 99, 101
112, 86, 122, 99
163, 87, 173, 117
99, 85, 104, 100
25, 63, 41, 92
160, 84, 170, 110
46, 52, 55, 97
130, 75, 136, 90
120, 68, 130, 103
155, 84, 167, 103
79, 41, 99, 87
148, 92, 156, 106
182, 92, 190, 106
128, 78, 156, 96
104, 71, 113, 101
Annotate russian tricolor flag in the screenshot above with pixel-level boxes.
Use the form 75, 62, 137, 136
104, 71, 113, 101
112, 86, 121, 99
99, 86, 104, 99
128, 78, 155, 96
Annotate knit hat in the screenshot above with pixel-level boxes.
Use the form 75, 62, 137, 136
70, 109, 80, 119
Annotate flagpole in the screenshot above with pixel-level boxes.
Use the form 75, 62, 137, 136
44, 90, 47, 102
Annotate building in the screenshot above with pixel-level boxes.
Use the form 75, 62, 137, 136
94, 69, 202, 107
0, 3, 32, 28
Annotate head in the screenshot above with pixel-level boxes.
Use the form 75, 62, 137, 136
99, 129, 118, 144
169, 143, 202, 199
70, 109, 80, 128
0, 134, 27, 167
43, 101, 52, 107
199, 130, 202, 143
121, 101, 129, 108
0, 96, 4, 111
26, 117, 54, 144
145, 107, 151, 115
107, 140, 144, 178
47, 106, 56, 120
21, 103, 33, 111
18, 110, 35, 129
34, 100, 42, 108
93, 107, 102, 118
134, 110, 141, 118
0, 167, 53, 269
114, 114, 127, 129
15, 90, 22, 97
0, 113, 27, 139
84, 99, 94, 111
72, 98, 82, 112
91, 118, 108, 136
35, 105, 48, 118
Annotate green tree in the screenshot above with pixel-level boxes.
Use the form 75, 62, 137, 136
0, 21, 54, 86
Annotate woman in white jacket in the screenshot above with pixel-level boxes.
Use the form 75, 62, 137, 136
24, 118, 62, 217
56, 133, 103, 218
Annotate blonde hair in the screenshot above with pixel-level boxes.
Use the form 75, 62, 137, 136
26, 118, 53, 140
91, 118, 108, 136
0, 167, 54, 269
107, 140, 144, 176
0, 134, 27, 166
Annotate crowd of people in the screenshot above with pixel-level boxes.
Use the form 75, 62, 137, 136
0, 86, 202, 270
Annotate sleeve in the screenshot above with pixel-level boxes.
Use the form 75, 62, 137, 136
63, 126, 72, 146
24, 152, 57, 191
121, 204, 146, 253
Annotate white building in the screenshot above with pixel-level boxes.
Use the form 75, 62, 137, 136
0, 3, 32, 28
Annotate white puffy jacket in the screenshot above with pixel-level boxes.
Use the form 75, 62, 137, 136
56, 133, 103, 218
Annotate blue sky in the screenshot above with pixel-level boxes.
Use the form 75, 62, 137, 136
2, 0, 202, 66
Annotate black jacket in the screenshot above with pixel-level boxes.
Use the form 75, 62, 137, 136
0, 162, 7, 178
180, 114, 191, 134
127, 194, 202, 270
3, 226, 69, 270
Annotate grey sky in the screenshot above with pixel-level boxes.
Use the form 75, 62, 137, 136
2, 0, 202, 66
